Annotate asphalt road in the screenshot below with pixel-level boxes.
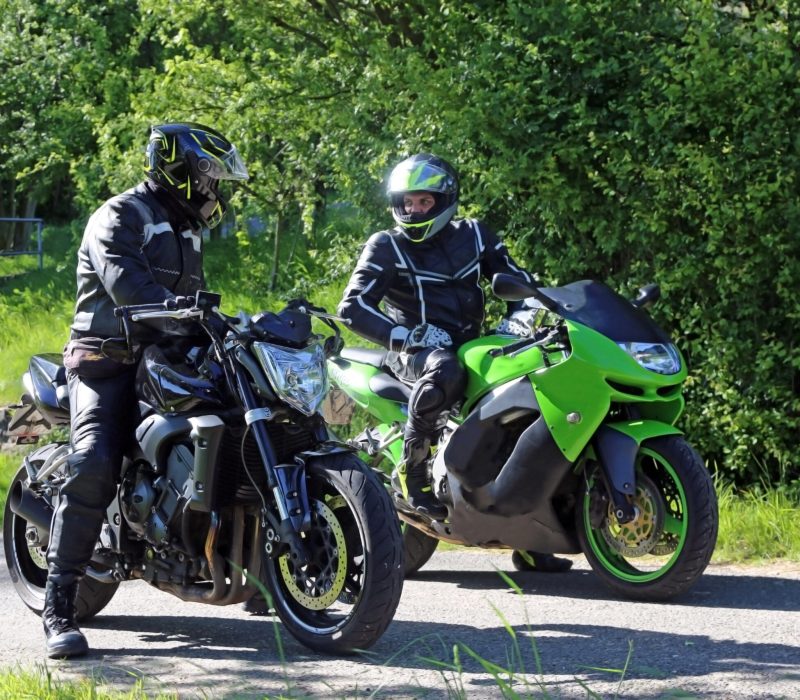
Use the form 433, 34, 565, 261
1, 544, 798, 699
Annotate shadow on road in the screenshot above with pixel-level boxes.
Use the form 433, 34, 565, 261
410, 566, 800, 612
73, 607, 800, 695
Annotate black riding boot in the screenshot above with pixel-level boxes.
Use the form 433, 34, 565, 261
43, 576, 88, 659
511, 550, 573, 573
405, 460, 448, 520
243, 591, 272, 616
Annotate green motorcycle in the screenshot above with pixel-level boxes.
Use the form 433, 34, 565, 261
326, 273, 718, 600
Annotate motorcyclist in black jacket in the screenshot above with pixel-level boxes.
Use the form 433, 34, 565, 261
338, 153, 572, 574
43, 123, 248, 659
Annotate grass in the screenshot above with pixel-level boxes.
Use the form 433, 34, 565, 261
714, 479, 800, 562
0, 665, 178, 699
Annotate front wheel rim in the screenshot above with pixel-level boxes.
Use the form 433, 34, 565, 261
583, 446, 689, 583
265, 485, 368, 636
277, 499, 348, 610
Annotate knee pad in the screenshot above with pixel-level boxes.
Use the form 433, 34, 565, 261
424, 352, 467, 403
410, 382, 447, 415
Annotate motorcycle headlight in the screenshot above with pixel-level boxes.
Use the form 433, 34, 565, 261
252, 342, 328, 415
618, 342, 682, 375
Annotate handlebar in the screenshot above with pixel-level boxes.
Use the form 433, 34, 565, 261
114, 293, 347, 358
114, 290, 223, 322
285, 298, 351, 326
297, 307, 352, 326
488, 328, 562, 358
283, 298, 349, 357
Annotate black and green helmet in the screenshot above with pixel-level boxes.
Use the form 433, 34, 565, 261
145, 123, 249, 229
387, 153, 459, 242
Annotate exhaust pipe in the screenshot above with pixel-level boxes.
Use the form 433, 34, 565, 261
8, 481, 53, 541
9, 479, 114, 581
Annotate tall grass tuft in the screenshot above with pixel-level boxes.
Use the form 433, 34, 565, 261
0, 664, 178, 699
715, 477, 800, 562
411, 568, 633, 699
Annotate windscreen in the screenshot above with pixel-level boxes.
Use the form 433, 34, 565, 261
531, 280, 673, 344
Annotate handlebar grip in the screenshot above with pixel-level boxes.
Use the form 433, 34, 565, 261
489, 336, 540, 357
165, 296, 192, 311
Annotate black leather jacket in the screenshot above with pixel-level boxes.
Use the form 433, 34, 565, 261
71, 181, 203, 341
338, 218, 531, 348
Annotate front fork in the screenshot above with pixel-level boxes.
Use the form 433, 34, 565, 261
231, 361, 312, 564
589, 420, 683, 523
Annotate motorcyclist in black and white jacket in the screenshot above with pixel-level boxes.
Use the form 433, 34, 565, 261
43, 123, 248, 659
338, 153, 573, 575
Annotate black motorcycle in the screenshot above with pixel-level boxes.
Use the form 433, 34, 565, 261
4, 291, 404, 654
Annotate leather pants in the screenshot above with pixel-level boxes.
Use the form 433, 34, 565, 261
386, 347, 467, 469
46, 367, 137, 580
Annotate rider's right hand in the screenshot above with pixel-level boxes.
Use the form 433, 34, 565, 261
390, 323, 453, 353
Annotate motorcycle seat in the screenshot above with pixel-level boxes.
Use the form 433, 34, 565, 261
55, 366, 69, 411
369, 373, 411, 403
340, 347, 386, 368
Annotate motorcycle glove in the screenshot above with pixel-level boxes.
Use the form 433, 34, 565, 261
390, 323, 453, 354
496, 310, 537, 337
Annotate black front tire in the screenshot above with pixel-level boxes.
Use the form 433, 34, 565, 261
261, 452, 404, 654
3, 461, 119, 621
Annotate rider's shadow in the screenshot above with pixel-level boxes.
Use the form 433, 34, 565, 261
410, 566, 800, 612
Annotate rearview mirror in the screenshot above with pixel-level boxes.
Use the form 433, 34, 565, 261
492, 273, 560, 313
632, 284, 660, 309
491, 273, 538, 301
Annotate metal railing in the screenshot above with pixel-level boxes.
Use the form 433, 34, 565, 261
0, 217, 44, 270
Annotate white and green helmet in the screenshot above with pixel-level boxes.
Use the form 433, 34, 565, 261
387, 153, 459, 242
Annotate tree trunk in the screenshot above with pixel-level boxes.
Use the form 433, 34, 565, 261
15, 197, 38, 249
269, 210, 283, 291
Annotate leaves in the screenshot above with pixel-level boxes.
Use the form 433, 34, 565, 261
0, 0, 796, 485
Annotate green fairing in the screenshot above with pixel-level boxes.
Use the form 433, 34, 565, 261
457, 335, 548, 403
603, 419, 683, 444
331, 321, 688, 465
458, 321, 687, 462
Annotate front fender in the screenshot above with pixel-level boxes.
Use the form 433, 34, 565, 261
592, 421, 683, 519
604, 419, 683, 446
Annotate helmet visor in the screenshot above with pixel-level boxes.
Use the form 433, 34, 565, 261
198, 144, 249, 181
387, 160, 453, 195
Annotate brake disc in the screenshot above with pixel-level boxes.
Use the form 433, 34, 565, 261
649, 470, 682, 556
278, 499, 348, 610
600, 473, 666, 557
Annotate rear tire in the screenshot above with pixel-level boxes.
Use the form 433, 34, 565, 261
578, 435, 717, 600
261, 452, 404, 654
3, 459, 119, 621
402, 524, 439, 577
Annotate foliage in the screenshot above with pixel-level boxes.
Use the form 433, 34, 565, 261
0, 224, 77, 401
0, 1, 797, 486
